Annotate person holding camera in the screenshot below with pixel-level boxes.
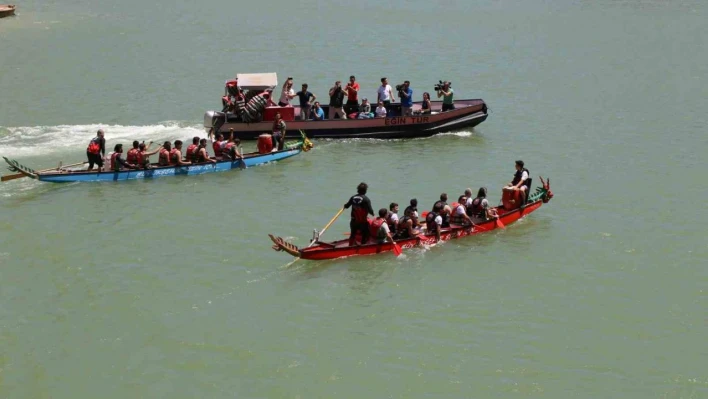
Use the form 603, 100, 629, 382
312, 102, 325, 121
343, 75, 360, 114
377, 77, 395, 111
278, 77, 296, 106
436, 81, 454, 112
328, 80, 347, 120
398, 80, 413, 116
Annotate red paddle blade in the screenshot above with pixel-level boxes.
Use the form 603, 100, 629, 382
392, 242, 402, 256
421, 211, 429, 219
495, 217, 505, 229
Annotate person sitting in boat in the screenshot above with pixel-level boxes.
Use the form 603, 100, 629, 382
212, 133, 224, 159
110, 144, 137, 171
375, 101, 387, 118
425, 202, 443, 242
420, 92, 432, 114
221, 135, 242, 160
311, 102, 325, 121
170, 140, 191, 166
86, 129, 106, 172
137, 141, 161, 169
357, 98, 373, 119
396, 205, 421, 239
195, 139, 216, 164
504, 160, 531, 196
295, 84, 316, 120
467, 187, 499, 220
126, 141, 141, 165
185, 137, 200, 163
372, 208, 396, 245
450, 195, 474, 226
158, 141, 172, 166
344, 182, 375, 246
403, 198, 419, 222
272, 112, 286, 151
386, 202, 399, 236
433, 193, 452, 227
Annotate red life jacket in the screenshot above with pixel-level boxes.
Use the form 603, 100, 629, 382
158, 148, 170, 165
126, 148, 139, 164
186, 144, 198, 157
110, 152, 121, 171
169, 148, 180, 164
137, 150, 146, 166
212, 141, 223, 157
87, 137, 101, 154
370, 218, 387, 241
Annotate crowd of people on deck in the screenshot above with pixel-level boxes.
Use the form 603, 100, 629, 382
343, 161, 531, 245
85, 128, 249, 172
228, 76, 453, 122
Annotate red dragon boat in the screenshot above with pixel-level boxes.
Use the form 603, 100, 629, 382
270, 177, 553, 260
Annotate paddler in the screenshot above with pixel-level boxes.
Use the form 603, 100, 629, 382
386, 202, 399, 236
450, 195, 474, 226
158, 141, 171, 166
222, 135, 242, 160
212, 133, 224, 159
371, 208, 396, 244
185, 137, 200, 163
86, 129, 106, 172
396, 205, 421, 239
425, 202, 443, 242
110, 144, 137, 171
170, 140, 191, 166
432, 193, 452, 227
403, 198, 419, 226
126, 141, 140, 165
344, 182, 375, 246
468, 187, 499, 220
137, 141, 161, 169
195, 139, 216, 164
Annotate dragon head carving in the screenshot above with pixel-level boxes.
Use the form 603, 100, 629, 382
539, 176, 553, 203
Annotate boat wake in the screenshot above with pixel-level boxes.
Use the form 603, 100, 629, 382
0, 122, 205, 157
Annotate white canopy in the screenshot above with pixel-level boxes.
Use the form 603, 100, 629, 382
235, 73, 278, 90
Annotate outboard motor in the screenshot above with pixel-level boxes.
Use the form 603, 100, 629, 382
203, 111, 225, 135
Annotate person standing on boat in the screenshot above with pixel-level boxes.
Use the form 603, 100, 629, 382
372, 208, 396, 245
295, 84, 316, 120
505, 160, 530, 195
169, 140, 191, 166
110, 144, 137, 171
328, 81, 347, 120
86, 129, 106, 172
272, 112, 286, 151
399, 81, 414, 116
312, 102, 325, 121
344, 182, 375, 246
195, 139, 216, 164
137, 142, 161, 169
386, 203, 399, 236
278, 77, 296, 106
377, 77, 395, 112
436, 81, 454, 112
344, 75, 360, 115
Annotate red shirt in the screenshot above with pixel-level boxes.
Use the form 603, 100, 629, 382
346, 82, 360, 101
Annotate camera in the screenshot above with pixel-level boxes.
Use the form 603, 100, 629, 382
395, 84, 405, 91
434, 80, 451, 91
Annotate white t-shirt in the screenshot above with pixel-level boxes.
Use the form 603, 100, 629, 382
389, 213, 399, 223
521, 170, 529, 183
381, 222, 390, 235
454, 205, 466, 215
434, 215, 443, 225
375, 106, 387, 118
279, 87, 294, 105
377, 85, 393, 102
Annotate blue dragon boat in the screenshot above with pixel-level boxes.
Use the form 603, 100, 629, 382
2, 135, 312, 183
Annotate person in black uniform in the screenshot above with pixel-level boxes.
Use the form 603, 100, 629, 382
344, 182, 375, 246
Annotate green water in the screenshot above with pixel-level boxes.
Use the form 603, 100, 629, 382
1, 1, 707, 398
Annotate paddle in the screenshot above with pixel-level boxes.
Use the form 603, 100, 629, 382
495, 216, 505, 229
391, 239, 402, 256
2, 161, 87, 182
285, 207, 345, 268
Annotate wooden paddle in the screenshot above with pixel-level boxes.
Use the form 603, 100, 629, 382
285, 207, 345, 268
1, 161, 87, 182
